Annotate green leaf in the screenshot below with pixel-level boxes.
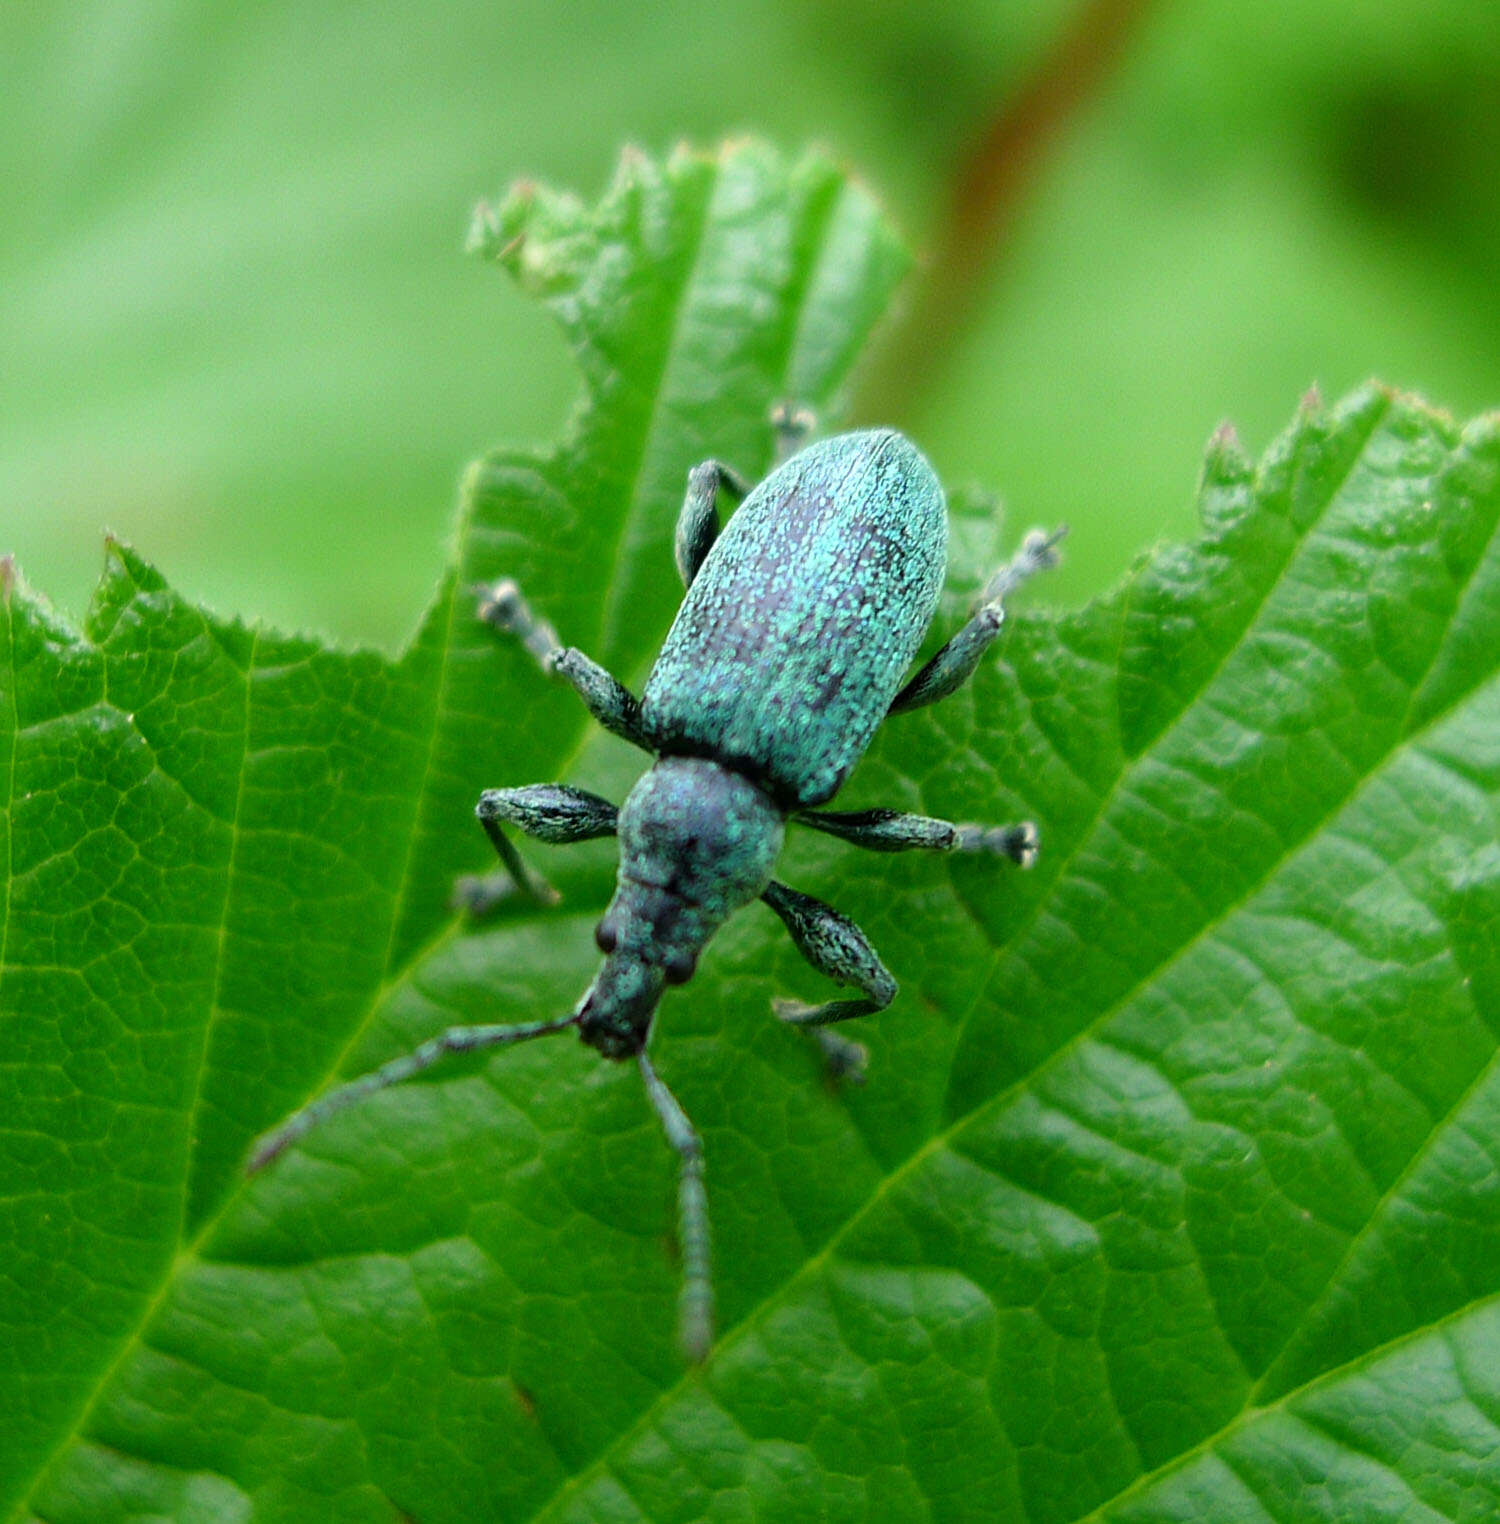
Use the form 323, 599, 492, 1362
4, 140, 1499, 1523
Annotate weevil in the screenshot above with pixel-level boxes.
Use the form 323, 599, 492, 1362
249, 410, 1062, 1361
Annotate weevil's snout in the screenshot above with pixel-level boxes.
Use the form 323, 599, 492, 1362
576, 954, 666, 1059
594, 885, 706, 988
595, 913, 695, 985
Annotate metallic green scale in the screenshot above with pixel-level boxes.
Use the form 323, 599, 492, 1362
642, 430, 947, 806
248, 413, 1061, 1365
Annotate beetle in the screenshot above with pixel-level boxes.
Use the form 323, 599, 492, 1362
249, 410, 1062, 1360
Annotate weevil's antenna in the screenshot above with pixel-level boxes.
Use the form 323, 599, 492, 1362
246, 1011, 583, 1175
637, 1049, 713, 1363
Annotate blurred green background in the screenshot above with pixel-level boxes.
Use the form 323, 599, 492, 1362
5, 0, 1499, 648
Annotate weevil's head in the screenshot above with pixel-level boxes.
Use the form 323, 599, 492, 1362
578, 758, 785, 1058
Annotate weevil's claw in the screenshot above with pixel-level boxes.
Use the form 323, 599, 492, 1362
770, 401, 818, 464
815, 1030, 869, 1086
952, 820, 1039, 868
474, 577, 526, 630
770, 400, 817, 433
1002, 822, 1040, 869
473, 577, 563, 669
1027, 524, 1069, 566
980, 525, 1068, 606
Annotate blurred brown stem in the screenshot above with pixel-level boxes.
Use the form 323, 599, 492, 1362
860, 0, 1156, 419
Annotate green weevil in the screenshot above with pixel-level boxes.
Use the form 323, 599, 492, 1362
249, 410, 1062, 1361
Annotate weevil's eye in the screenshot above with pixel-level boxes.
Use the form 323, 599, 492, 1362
594, 918, 618, 954
663, 949, 696, 986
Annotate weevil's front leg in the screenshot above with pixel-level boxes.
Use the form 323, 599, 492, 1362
889, 527, 1066, 715
675, 460, 750, 588
638, 1050, 714, 1363
799, 807, 1038, 868
456, 783, 619, 914
761, 878, 897, 1082
476, 580, 650, 749
246, 1011, 582, 1175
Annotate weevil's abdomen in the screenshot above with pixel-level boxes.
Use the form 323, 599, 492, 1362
642, 430, 946, 807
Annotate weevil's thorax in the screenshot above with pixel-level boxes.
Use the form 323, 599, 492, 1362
614, 756, 786, 922
579, 758, 785, 1059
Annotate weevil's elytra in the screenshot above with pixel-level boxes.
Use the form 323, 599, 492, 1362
249, 413, 1064, 1365
645, 431, 947, 806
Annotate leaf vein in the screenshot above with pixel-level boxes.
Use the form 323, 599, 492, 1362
522, 517, 1500, 1524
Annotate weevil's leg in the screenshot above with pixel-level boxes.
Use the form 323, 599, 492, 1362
246, 1011, 582, 1175
770, 402, 817, 465
761, 878, 897, 1082
638, 1050, 714, 1363
675, 460, 751, 588
798, 807, 1038, 868
455, 784, 620, 915
889, 527, 1067, 715
476, 579, 651, 750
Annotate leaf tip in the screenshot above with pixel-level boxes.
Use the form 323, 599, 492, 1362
91, 536, 167, 633
1461, 408, 1500, 456
1203, 419, 1251, 486
466, 179, 536, 265
101, 533, 147, 585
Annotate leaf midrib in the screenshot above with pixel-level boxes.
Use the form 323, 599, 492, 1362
180, 624, 257, 1231
594, 161, 721, 664
1068, 1287, 1499, 1524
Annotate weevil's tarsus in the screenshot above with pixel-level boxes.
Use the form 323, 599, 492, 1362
451, 868, 551, 916
475, 579, 651, 750
956, 820, 1039, 868
770, 401, 818, 465
799, 806, 1038, 865
675, 461, 749, 588
888, 524, 1066, 715
813, 1030, 870, 1086
245, 1010, 583, 1175
762, 878, 896, 1035
475, 577, 559, 667
638, 1049, 713, 1363
981, 525, 1068, 602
